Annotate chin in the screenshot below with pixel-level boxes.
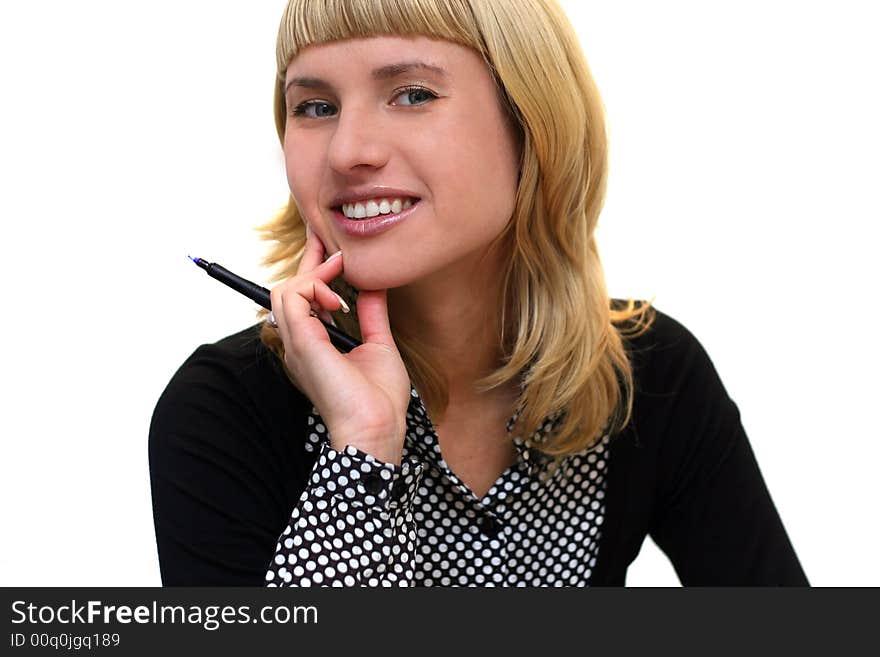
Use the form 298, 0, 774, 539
341, 269, 412, 292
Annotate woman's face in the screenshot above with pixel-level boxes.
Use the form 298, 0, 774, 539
282, 35, 521, 291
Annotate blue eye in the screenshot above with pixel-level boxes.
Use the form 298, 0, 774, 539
291, 101, 337, 118
394, 86, 437, 106
289, 87, 437, 119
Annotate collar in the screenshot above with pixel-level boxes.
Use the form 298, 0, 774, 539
405, 385, 564, 479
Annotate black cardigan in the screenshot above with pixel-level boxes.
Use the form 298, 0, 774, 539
148, 304, 808, 586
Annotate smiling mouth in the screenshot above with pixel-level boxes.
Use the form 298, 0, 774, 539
334, 196, 420, 220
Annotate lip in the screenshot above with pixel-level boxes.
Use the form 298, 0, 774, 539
329, 186, 421, 207
332, 200, 420, 237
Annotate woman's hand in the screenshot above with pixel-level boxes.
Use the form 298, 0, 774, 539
269, 227, 411, 464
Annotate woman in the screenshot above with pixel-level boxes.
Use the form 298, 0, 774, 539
149, 0, 807, 586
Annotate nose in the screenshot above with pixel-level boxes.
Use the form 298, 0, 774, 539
326, 104, 391, 174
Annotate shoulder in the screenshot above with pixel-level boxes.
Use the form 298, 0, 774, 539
178, 323, 280, 380
610, 300, 744, 466
163, 323, 293, 397
609, 299, 742, 460
602, 304, 807, 585
611, 298, 696, 351
149, 326, 316, 585
610, 299, 720, 393
149, 324, 311, 447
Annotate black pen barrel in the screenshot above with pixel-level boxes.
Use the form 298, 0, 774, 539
325, 325, 361, 352
197, 259, 361, 353
205, 262, 271, 309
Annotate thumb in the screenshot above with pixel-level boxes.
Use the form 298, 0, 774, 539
356, 289, 396, 349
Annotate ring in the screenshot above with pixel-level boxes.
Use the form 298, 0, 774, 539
267, 311, 278, 328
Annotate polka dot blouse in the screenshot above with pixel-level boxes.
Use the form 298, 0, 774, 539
265, 385, 610, 587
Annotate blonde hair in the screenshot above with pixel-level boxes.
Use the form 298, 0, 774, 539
257, 0, 656, 461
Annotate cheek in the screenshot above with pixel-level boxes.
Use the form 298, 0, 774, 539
432, 115, 519, 225
283, 136, 321, 206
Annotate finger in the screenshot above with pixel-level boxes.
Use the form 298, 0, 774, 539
270, 286, 339, 398
303, 276, 350, 316
269, 286, 287, 333
308, 248, 344, 286
316, 309, 336, 327
309, 293, 348, 319
356, 289, 396, 349
297, 222, 326, 274
278, 276, 348, 332
311, 296, 347, 316
291, 248, 346, 302
275, 284, 331, 357
271, 253, 345, 318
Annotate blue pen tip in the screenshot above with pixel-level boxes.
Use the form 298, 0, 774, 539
187, 255, 199, 264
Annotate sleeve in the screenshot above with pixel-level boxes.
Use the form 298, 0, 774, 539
148, 351, 294, 586
266, 442, 424, 587
646, 318, 809, 586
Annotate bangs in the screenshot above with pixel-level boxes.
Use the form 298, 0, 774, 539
275, 0, 485, 76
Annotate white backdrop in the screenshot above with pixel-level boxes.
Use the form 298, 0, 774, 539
1, 1, 877, 586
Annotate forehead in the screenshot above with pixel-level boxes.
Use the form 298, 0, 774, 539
284, 35, 482, 81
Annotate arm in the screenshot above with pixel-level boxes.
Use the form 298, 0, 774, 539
266, 437, 423, 587
259, 227, 418, 585
148, 352, 293, 585
149, 341, 424, 587
646, 318, 808, 585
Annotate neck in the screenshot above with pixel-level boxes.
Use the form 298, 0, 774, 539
387, 246, 512, 404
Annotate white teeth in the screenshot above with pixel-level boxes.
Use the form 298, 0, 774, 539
341, 196, 417, 219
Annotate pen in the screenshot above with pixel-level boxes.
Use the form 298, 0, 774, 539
188, 256, 362, 353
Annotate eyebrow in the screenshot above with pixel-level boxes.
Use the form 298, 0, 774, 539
285, 61, 448, 93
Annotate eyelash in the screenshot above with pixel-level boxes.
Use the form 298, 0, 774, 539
290, 86, 438, 118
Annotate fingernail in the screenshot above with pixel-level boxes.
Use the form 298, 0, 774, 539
335, 293, 350, 313
326, 250, 343, 262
